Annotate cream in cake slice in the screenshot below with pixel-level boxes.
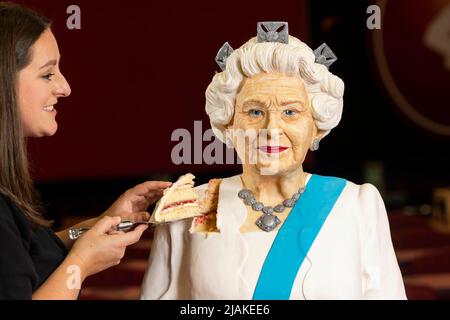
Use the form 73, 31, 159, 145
151, 173, 202, 223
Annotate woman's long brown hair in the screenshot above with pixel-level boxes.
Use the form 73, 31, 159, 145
0, 2, 52, 227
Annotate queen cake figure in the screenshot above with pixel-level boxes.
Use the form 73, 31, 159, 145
140, 22, 406, 300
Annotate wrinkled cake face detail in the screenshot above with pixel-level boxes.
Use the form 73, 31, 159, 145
230, 72, 317, 175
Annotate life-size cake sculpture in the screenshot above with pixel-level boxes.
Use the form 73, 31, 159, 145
141, 22, 406, 299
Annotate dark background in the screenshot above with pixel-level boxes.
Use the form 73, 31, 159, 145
10, 0, 450, 224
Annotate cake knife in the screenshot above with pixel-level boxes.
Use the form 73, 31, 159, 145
68, 219, 175, 240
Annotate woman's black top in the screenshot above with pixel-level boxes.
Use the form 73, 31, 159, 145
0, 194, 67, 299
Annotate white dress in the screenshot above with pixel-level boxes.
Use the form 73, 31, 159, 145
140, 174, 406, 300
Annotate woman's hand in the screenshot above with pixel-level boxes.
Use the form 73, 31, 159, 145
68, 216, 148, 278
101, 180, 172, 222
34, 216, 148, 299
55, 180, 172, 250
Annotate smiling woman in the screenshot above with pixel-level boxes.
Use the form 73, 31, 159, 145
17, 29, 71, 137
0, 2, 53, 228
0, 2, 171, 300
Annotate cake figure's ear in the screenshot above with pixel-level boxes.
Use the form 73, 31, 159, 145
313, 43, 338, 69
215, 42, 234, 71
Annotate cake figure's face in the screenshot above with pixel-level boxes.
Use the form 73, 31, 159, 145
229, 72, 317, 175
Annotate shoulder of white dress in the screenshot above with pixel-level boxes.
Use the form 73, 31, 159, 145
342, 179, 360, 192
330, 177, 380, 197
326, 178, 381, 207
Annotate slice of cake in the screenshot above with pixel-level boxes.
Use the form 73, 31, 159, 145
193, 178, 221, 233
151, 173, 202, 223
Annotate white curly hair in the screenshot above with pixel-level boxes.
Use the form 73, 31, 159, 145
205, 35, 345, 143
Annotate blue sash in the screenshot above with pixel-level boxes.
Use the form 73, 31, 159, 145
252, 174, 346, 299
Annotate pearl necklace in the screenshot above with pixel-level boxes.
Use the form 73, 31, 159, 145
238, 186, 305, 232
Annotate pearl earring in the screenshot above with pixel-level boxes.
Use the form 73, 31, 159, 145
311, 139, 320, 151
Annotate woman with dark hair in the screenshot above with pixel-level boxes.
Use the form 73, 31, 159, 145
0, 2, 171, 299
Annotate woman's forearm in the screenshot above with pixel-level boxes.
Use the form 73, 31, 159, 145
55, 217, 98, 250
32, 253, 87, 300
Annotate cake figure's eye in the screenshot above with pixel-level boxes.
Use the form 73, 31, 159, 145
283, 109, 297, 117
249, 109, 264, 118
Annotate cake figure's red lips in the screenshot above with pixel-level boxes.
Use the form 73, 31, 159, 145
259, 146, 289, 153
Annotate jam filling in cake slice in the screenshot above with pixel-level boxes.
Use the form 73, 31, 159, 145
151, 173, 202, 223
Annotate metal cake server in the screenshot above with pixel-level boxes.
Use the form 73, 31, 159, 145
68, 218, 193, 240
